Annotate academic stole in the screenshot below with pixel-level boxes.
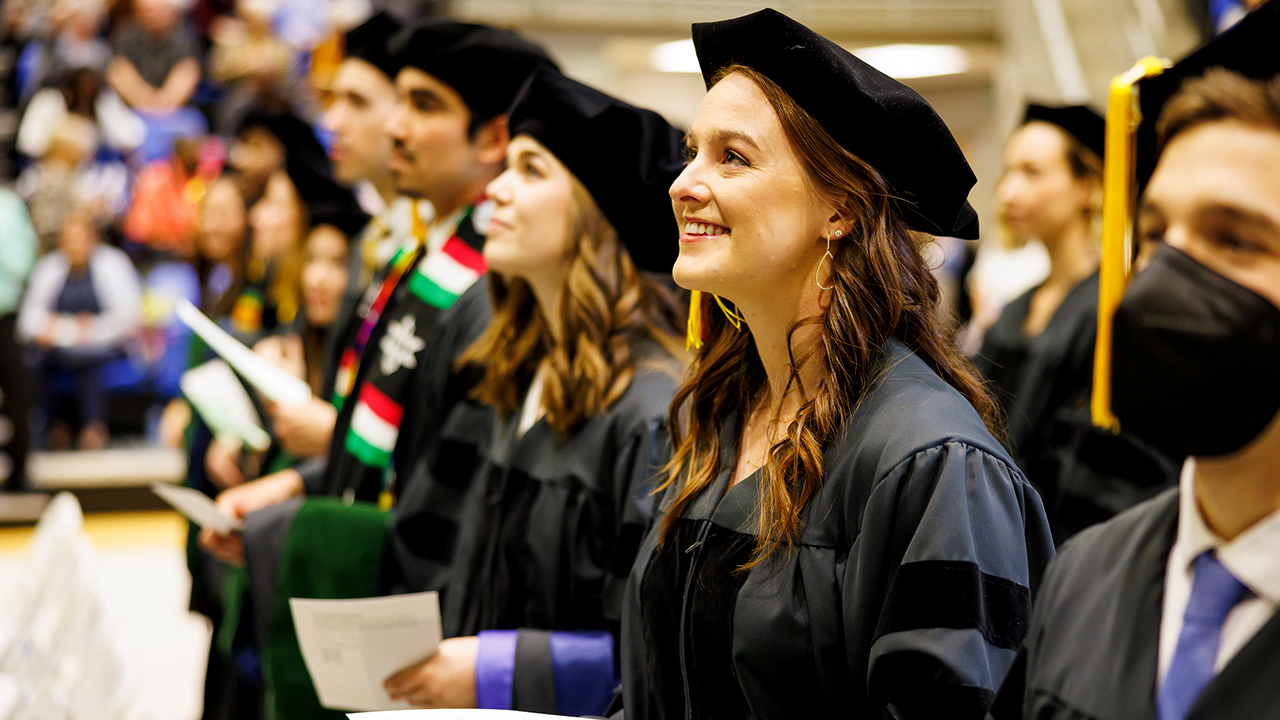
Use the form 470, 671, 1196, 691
335, 203, 487, 509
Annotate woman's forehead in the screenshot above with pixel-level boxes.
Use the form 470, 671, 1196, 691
690, 74, 778, 145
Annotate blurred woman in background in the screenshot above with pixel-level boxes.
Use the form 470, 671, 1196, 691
976, 104, 1174, 542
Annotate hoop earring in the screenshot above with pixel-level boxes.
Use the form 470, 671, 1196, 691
816, 230, 840, 291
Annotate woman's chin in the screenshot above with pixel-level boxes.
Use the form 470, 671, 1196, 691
671, 254, 717, 293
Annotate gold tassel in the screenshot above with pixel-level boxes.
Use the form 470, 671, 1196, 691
686, 290, 704, 351
411, 199, 427, 247
685, 290, 746, 351
713, 295, 744, 329
1092, 56, 1167, 433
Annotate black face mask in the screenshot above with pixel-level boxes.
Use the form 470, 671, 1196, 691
1112, 243, 1280, 460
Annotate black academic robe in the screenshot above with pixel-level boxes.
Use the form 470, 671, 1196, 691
441, 339, 679, 640
620, 339, 1055, 720
1008, 488, 1280, 720
974, 273, 1174, 542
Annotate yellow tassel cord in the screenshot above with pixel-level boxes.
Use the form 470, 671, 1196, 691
411, 199, 427, 247
685, 291, 746, 351
687, 291, 704, 351
1091, 57, 1167, 433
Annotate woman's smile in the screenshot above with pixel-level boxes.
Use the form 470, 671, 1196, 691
680, 218, 731, 243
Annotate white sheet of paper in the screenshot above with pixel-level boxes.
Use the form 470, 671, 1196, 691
150, 483, 245, 534
291, 592, 443, 712
181, 359, 272, 451
348, 711, 578, 719
175, 299, 312, 406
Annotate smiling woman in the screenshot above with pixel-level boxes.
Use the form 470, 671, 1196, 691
618, 9, 1054, 720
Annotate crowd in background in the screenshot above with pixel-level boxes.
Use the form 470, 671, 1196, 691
0, 0, 442, 490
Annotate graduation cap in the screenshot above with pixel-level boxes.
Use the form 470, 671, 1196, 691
690, 8, 979, 241
236, 112, 368, 238
1090, 0, 1280, 432
388, 20, 558, 125
507, 68, 684, 274
342, 11, 404, 80
1022, 103, 1106, 161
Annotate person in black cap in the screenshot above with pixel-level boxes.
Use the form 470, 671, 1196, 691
198, 21, 554, 718
199, 18, 553, 535
321, 11, 414, 291
616, 9, 1053, 719
975, 103, 1175, 543
380, 67, 685, 715
996, 3, 1280, 718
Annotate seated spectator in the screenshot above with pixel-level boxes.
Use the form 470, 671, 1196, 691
18, 207, 142, 449
105, 0, 206, 162
18, 65, 145, 161
15, 0, 112, 98
16, 114, 127, 251
123, 134, 207, 258
207, 0, 293, 134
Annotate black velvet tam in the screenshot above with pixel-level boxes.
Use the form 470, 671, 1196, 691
1135, 0, 1280, 193
508, 68, 684, 274
343, 11, 403, 81
310, 201, 370, 240
1022, 103, 1106, 160
388, 20, 558, 125
236, 112, 367, 238
691, 8, 979, 240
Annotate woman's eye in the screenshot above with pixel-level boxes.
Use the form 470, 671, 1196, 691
724, 150, 748, 166
523, 162, 544, 179
682, 146, 697, 164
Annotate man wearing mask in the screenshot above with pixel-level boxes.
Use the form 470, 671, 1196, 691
1001, 3, 1280, 718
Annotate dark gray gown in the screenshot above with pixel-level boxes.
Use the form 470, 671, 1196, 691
1001, 489, 1280, 720
620, 339, 1055, 719
439, 340, 679, 715
974, 273, 1175, 542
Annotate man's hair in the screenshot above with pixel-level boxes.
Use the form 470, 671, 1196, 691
1156, 68, 1280, 154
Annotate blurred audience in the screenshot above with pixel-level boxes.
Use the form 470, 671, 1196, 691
18, 207, 142, 450
207, 0, 293, 133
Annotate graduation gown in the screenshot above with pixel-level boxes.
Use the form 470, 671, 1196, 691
620, 339, 1055, 720
1010, 488, 1280, 720
974, 273, 1174, 542
440, 339, 679, 717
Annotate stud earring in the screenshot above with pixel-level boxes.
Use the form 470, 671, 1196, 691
816, 233, 836, 291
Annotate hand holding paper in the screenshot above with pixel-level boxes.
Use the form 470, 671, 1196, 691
291, 593, 444, 712
151, 483, 245, 534
181, 359, 272, 451
175, 299, 312, 406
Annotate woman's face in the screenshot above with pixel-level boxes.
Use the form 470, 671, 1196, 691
996, 122, 1095, 245
483, 135, 576, 284
669, 72, 834, 305
248, 171, 303, 260
230, 126, 284, 201
199, 178, 247, 263
301, 224, 350, 327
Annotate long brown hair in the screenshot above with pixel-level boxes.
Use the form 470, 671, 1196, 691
459, 175, 686, 435
659, 65, 1001, 564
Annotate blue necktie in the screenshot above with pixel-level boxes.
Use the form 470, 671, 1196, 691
1157, 550, 1252, 720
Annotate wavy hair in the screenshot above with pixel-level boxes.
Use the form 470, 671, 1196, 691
659, 65, 1002, 564
459, 176, 686, 435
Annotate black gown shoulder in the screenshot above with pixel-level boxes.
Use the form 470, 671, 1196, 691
443, 336, 681, 638
622, 339, 1055, 720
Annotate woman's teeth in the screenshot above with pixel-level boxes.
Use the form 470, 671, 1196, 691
686, 222, 728, 236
